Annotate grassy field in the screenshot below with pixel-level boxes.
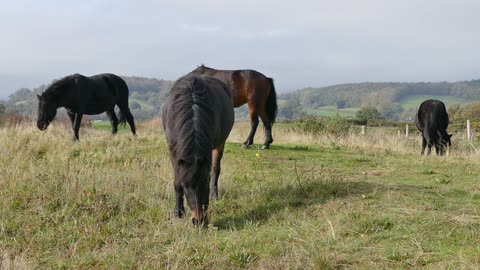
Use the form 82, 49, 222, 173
399, 95, 469, 111
1, 121, 480, 269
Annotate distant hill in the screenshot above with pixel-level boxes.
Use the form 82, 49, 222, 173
278, 80, 480, 120
4, 77, 480, 121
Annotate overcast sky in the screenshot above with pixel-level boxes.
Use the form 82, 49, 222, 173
1, 0, 480, 99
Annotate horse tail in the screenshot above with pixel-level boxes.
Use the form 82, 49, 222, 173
118, 110, 127, 127
266, 77, 278, 124
104, 74, 129, 127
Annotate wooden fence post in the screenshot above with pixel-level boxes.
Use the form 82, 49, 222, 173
467, 119, 472, 141
405, 124, 409, 137
361, 125, 365, 135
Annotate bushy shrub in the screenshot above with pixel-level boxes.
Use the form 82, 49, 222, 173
294, 115, 351, 136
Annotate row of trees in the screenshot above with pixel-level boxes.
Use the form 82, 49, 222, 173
279, 79, 480, 120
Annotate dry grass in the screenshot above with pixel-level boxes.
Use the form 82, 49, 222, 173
0, 120, 479, 269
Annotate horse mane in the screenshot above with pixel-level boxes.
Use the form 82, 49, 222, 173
43, 74, 80, 98
194, 64, 215, 72
170, 76, 213, 164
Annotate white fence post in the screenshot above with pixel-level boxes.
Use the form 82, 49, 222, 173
361, 125, 366, 135
467, 119, 472, 141
405, 124, 409, 137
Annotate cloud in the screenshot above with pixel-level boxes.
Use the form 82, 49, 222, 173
182, 24, 220, 33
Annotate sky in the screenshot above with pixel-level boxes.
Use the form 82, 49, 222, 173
1, 0, 480, 99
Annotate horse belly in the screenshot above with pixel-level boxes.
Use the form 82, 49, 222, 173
84, 100, 115, 115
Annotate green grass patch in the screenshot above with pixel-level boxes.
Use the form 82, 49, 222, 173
0, 126, 479, 269
399, 95, 469, 110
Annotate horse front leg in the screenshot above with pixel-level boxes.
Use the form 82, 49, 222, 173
243, 110, 259, 148
73, 113, 83, 141
210, 144, 225, 200
174, 185, 185, 218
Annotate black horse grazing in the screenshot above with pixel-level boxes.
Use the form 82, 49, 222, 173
162, 75, 234, 225
415, 99, 452, 155
37, 73, 136, 140
189, 65, 277, 149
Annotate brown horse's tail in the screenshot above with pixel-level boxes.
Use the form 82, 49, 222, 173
266, 78, 278, 124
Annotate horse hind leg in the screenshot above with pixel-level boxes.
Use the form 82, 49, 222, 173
243, 109, 259, 148
118, 104, 136, 136
259, 114, 273, 150
210, 144, 225, 200
106, 109, 119, 135
421, 136, 426, 155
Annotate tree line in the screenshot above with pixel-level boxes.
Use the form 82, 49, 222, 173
2, 77, 480, 122
277, 80, 480, 120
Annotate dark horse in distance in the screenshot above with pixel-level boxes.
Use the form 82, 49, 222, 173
415, 99, 452, 155
189, 65, 277, 149
162, 75, 234, 225
37, 73, 136, 140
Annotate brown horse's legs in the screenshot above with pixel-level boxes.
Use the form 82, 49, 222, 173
73, 113, 83, 141
174, 185, 185, 218
210, 144, 225, 200
106, 109, 119, 135
243, 113, 259, 148
260, 117, 274, 150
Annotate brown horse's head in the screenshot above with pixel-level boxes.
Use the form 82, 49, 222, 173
175, 156, 211, 225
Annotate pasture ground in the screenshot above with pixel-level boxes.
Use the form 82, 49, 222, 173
1, 121, 479, 269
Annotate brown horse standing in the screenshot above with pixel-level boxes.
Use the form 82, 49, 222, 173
189, 65, 277, 149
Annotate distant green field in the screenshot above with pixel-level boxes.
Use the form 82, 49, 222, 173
130, 98, 154, 110
303, 106, 360, 117
277, 99, 287, 106
399, 95, 469, 110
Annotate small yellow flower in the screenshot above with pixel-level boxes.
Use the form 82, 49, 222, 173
255, 153, 260, 158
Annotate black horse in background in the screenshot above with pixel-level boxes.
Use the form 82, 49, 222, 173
162, 75, 234, 225
188, 65, 277, 149
415, 99, 452, 155
37, 73, 136, 140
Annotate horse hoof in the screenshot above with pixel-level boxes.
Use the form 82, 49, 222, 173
210, 194, 218, 200
174, 209, 184, 219
261, 145, 270, 150
241, 144, 251, 149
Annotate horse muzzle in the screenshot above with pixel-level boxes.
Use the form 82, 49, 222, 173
37, 122, 48, 131
191, 207, 208, 226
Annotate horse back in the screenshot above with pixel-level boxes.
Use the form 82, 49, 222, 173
203, 77, 234, 147
162, 76, 234, 155
416, 99, 449, 134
